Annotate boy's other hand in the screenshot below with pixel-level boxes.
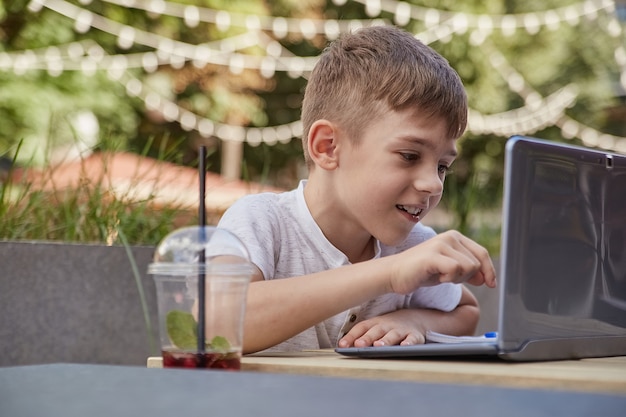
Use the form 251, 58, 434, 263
337, 309, 426, 348
390, 230, 497, 294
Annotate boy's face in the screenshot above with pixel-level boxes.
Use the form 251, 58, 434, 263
334, 108, 458, 246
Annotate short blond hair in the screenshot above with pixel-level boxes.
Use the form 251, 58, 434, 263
301, 25, 468, 166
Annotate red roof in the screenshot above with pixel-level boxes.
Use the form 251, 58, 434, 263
15, 151, 283, 217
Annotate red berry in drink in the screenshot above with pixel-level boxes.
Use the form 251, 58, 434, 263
161, 350, 240, 370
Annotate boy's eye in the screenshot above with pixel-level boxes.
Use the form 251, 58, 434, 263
400, 152, 418, 162
438, 164, 451, 175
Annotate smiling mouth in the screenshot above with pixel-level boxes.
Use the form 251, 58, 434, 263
396, 205, 423, 219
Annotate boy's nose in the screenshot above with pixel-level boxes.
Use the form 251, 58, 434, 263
412, 169, 444, 196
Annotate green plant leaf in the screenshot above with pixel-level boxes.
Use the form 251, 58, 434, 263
166, 311, 232, 353
208, 335, 231, 353
166, 310, 197, 350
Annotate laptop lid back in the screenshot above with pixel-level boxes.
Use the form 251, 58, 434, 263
497, 136, 626, 360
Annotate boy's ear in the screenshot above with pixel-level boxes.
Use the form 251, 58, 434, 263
307, 119, 340, 170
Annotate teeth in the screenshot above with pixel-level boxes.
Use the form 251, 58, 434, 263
397, 205, 423, 216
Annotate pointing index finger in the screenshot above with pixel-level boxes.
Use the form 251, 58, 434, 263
459, 234, 497, 288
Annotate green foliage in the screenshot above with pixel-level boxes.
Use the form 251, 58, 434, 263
0, 180, 187, 245
0, 4, 139, 165
0, 141, 193, 245
1, 0, 624, 251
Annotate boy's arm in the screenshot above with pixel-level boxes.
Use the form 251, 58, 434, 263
336, 286, 480, 348
243, 254, 396, 353
242, 230, 495, 353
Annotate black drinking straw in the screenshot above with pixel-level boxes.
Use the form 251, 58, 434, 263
197, 146, 207, 357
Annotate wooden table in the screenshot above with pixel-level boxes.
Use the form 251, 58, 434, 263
5, 363, 626, 417
148, 351, 626, 395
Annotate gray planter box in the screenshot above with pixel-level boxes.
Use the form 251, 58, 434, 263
0, 241, 500, 367
0, 241, 159, 367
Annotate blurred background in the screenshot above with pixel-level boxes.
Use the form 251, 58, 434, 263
1, 0, 625, 253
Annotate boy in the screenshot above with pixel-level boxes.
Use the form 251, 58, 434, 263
218, 25, 497, 353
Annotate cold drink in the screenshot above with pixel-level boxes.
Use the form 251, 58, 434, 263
161, 350, 241, 370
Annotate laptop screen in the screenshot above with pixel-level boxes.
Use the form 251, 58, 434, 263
497, 136, 626, 357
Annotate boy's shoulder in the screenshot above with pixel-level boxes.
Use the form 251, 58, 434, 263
220, 187, 301, 224
231, 189, 287, 204
231, 186, 297, 207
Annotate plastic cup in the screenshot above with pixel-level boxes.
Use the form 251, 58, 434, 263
148, 226, 254, 370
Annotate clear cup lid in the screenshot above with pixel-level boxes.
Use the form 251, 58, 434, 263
147, 226, 254, 276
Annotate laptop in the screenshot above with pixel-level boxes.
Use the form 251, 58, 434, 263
336, 135, 626, 361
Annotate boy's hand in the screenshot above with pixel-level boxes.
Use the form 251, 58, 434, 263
338, 309, 426, 348
390, 230, 496, 294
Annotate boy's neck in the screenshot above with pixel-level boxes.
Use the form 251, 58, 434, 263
344, 236, 377, 264
303, 177, 377, 264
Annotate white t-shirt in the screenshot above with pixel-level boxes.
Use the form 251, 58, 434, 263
217, 180, 462, 352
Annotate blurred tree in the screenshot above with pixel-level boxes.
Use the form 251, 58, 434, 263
397, 0, 625, 239
1, 0, 624, 251
0, 0, 138, 165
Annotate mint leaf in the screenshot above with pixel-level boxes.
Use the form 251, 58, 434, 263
208, 335, 231, 353
166, 310, 197, 350
166, 311, 232, 353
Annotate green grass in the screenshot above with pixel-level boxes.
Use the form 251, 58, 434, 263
1, 139, 502, 254
0, 141, 195, 246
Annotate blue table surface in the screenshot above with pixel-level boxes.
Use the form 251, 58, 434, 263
0, 363, 625, 417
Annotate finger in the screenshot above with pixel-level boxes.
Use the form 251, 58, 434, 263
455, 236, 497, 288
338, 321, 379, 348
434, 253, 482, 284
437, 232, 497, 287
399, 332, 426, 346
370, 328, 408, 347
354, 325, 390, 348
337, 331, 357, 348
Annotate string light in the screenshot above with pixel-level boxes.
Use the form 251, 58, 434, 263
479, 40, 626, 151
599, 11, 626, 93
0, 36, 263, 73
394, 2, 411, 26
557, 116, 626, 152
183, 5, 199, 27
9, 0, 625, 153
98, 0, 386, 37
36, 0, 323, 73
468, 87, 579, 136
365, 0, 382, 18
352, 0, 614, 32
111, 70, 303, 145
